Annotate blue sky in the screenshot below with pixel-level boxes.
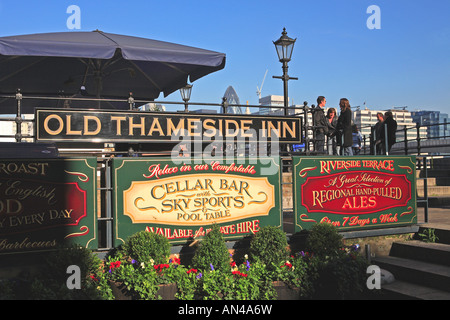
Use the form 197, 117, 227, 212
0, 0, 449, 113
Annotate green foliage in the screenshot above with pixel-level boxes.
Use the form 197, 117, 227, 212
305, 223, 344, 258
191, 224, 230, 272
249, 226, 289, 271
231, 261, 276, 300
196, 260, 276, 300
306, 246, 369, 299
270, 254, 313, 298
121, 230, 170, 264
418, 228, 439, 243
111, 260, 160, 299
2, 228, 372, 300
29, 244, 104, 300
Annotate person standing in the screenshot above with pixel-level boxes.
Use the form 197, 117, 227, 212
313, 96, 328, 153
336, 98, 353, 156
326, 108, 338, 155
373, 112, 384, 155
352, 124, 363, 155
381, 111, 397, 154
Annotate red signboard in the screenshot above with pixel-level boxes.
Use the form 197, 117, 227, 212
301, 171, 411, 215
294, 156, 417, 232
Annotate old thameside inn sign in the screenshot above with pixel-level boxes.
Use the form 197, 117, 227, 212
35, 108, 302, 143
293, 156, 417, 232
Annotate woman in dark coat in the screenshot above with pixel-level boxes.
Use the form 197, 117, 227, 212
326, 108, 338, 155
336, 98, 353, 156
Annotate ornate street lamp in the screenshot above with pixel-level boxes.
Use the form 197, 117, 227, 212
273, 28, 298, 115
180, 84, 193, 112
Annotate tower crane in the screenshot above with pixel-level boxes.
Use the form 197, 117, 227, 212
256, 69, 268, 100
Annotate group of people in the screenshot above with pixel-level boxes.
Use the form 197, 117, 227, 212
373, 110, 398, 155
313, 96, 397, 156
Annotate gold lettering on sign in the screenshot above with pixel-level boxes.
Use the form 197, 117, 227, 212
123, 174, 275, 225
84, 116, 101, 135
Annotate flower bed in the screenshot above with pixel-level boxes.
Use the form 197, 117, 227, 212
0, 224, 373, 300
90, 245, 368, 300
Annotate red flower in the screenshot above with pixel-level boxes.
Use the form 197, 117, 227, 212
109, 261, 121, 270
171, 257, 181, 264
281, 262, 292, 269
154, 264, 170, 271
90, 275, 98, 282
230, 261, 236, 267
232, 270, 248, 277
187, 268, 198, 274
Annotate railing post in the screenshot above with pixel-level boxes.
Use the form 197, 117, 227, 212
404, 126, 408, 155
303, 101, 311, 155
15, 89, 23, 143
128, 92, 135, 110
363, 135, 366, 155
370, 127, 375, 155
423, 156, 429, 223
416, 123, 421, 156
311, 105, 316, 152
384, 123, 389, 155
221, 97, 228, 114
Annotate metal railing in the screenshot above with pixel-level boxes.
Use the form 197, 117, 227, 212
1, 93, 444, 248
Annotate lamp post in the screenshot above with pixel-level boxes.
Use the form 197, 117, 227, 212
180, 84, 193, 112
273, 28, 298, 116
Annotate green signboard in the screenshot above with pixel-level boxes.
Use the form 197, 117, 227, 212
293, 156, 417, 232
0, 158, 98, 254
112, 157, 281, 245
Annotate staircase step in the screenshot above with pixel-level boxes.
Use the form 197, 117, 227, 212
420, 170, 450, 181
390, 241, 450, 266
417, 186, 450, 197
428, 158, 450, 169
372, 256, 450, 292
381, 280, 450, 300
418, 225, 450, 245
417, 178, 436, 187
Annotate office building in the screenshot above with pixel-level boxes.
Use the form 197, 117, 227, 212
411, 110, 449, 139
223, 86, 243, 114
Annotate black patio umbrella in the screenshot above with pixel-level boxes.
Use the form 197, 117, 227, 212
0, 30, 226, 113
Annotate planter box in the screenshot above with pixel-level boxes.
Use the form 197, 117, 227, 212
109, 281, 133, 300
273, 281, 300, 300
157, 283, 178, 300
109, 281, 177, 300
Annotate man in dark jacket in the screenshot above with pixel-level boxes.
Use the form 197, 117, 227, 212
335, 98, 353, 156
372, 112, 384, 155
381, 111, 397, 154
313, 96, 328, 153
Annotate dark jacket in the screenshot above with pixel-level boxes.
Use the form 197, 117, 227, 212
373, 120, 383, 141
327, 116, 337, 137
381, 116, 397, 149
336, 108, 352, 147
313, 107, 328, 135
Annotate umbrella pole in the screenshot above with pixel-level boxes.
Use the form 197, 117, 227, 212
15, 89, 22, 142
95, 75, 101, 109
93, 66, 103, 109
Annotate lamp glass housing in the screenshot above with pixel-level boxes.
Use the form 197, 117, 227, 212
180, 84, 193, 102
273, 28, 296, 62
